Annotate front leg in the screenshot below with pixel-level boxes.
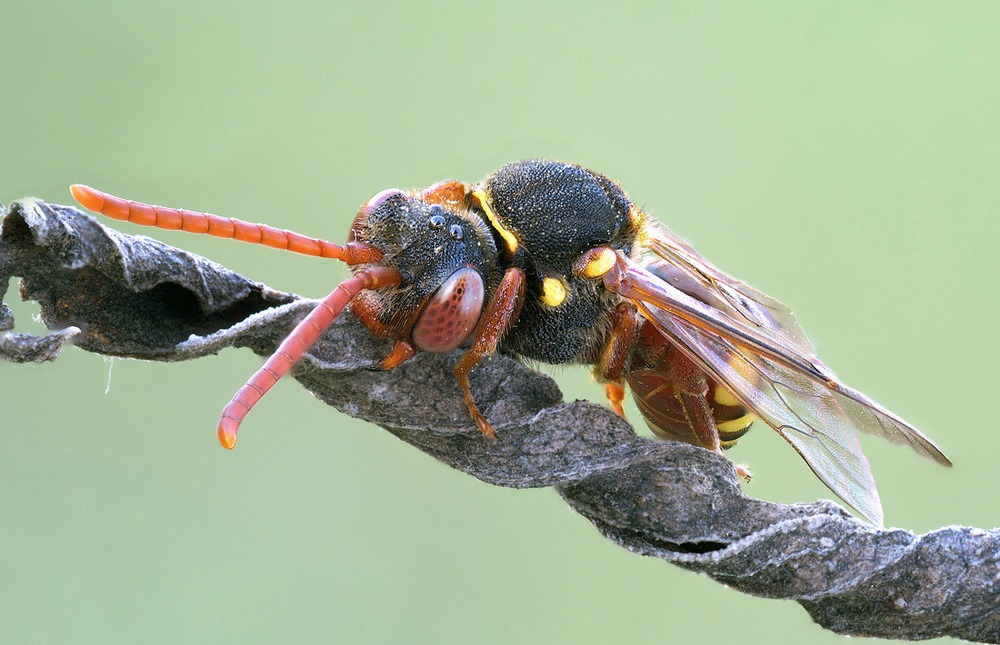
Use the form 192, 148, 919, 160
454, 267, 526, 438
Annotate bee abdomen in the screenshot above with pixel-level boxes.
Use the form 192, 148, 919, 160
630, 367, 754, 449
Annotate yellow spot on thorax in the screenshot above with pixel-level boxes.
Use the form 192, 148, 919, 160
540, 277, 567, 307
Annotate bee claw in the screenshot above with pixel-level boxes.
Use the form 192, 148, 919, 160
735, 464, 753, 483
476, 417, 497, 440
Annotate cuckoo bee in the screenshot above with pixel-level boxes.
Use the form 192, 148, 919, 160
71, 159, 951, 525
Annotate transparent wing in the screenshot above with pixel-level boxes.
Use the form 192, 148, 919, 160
613, 245, 951, 525
644, 223, 816, 355
634, 233, 952, 463
640, 302, 883, 524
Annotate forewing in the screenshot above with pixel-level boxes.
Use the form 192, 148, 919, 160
639, 302, 883, 525
614, 253, 951, 525
645, 225, 816, 355
619, 254, 951, 462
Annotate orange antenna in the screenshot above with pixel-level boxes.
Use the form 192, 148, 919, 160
71, 183, 399, 448
217, 265, 402, 449
70, 184, 381, 265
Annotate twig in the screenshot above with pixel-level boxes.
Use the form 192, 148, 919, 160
2, 198, 997, 642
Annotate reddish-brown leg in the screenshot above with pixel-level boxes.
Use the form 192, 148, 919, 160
582, 247, 717, 447
379, 340, 415, 370
571, 248, 641, 417
661, 348, 720, 453
604, 383, 627, 417
594, 303, 641, 417
590, 249, 752, 481
349, 295, 407, 340
454, 267, 526, 438
217, 265, 402, 449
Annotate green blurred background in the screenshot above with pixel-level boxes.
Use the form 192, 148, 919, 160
3, 2, 998, 643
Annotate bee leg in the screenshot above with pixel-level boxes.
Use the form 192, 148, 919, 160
594, 302, 641, 418
454, 267, 526, 439
604, 383, 627, 417
666, 350, 752, 483
674, 387, 721, 453
378, 340, 415, 370
348, 297, 418, 370
662, 348, 721, 453
350, 294, 400, 344
675, 374, 754, 483
571, 249, 640, 417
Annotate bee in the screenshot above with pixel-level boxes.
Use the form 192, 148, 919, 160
70, 159, 951, 526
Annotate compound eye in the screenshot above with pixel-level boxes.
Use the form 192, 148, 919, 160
412, 268, 484, 353
449, 224, 464, 240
